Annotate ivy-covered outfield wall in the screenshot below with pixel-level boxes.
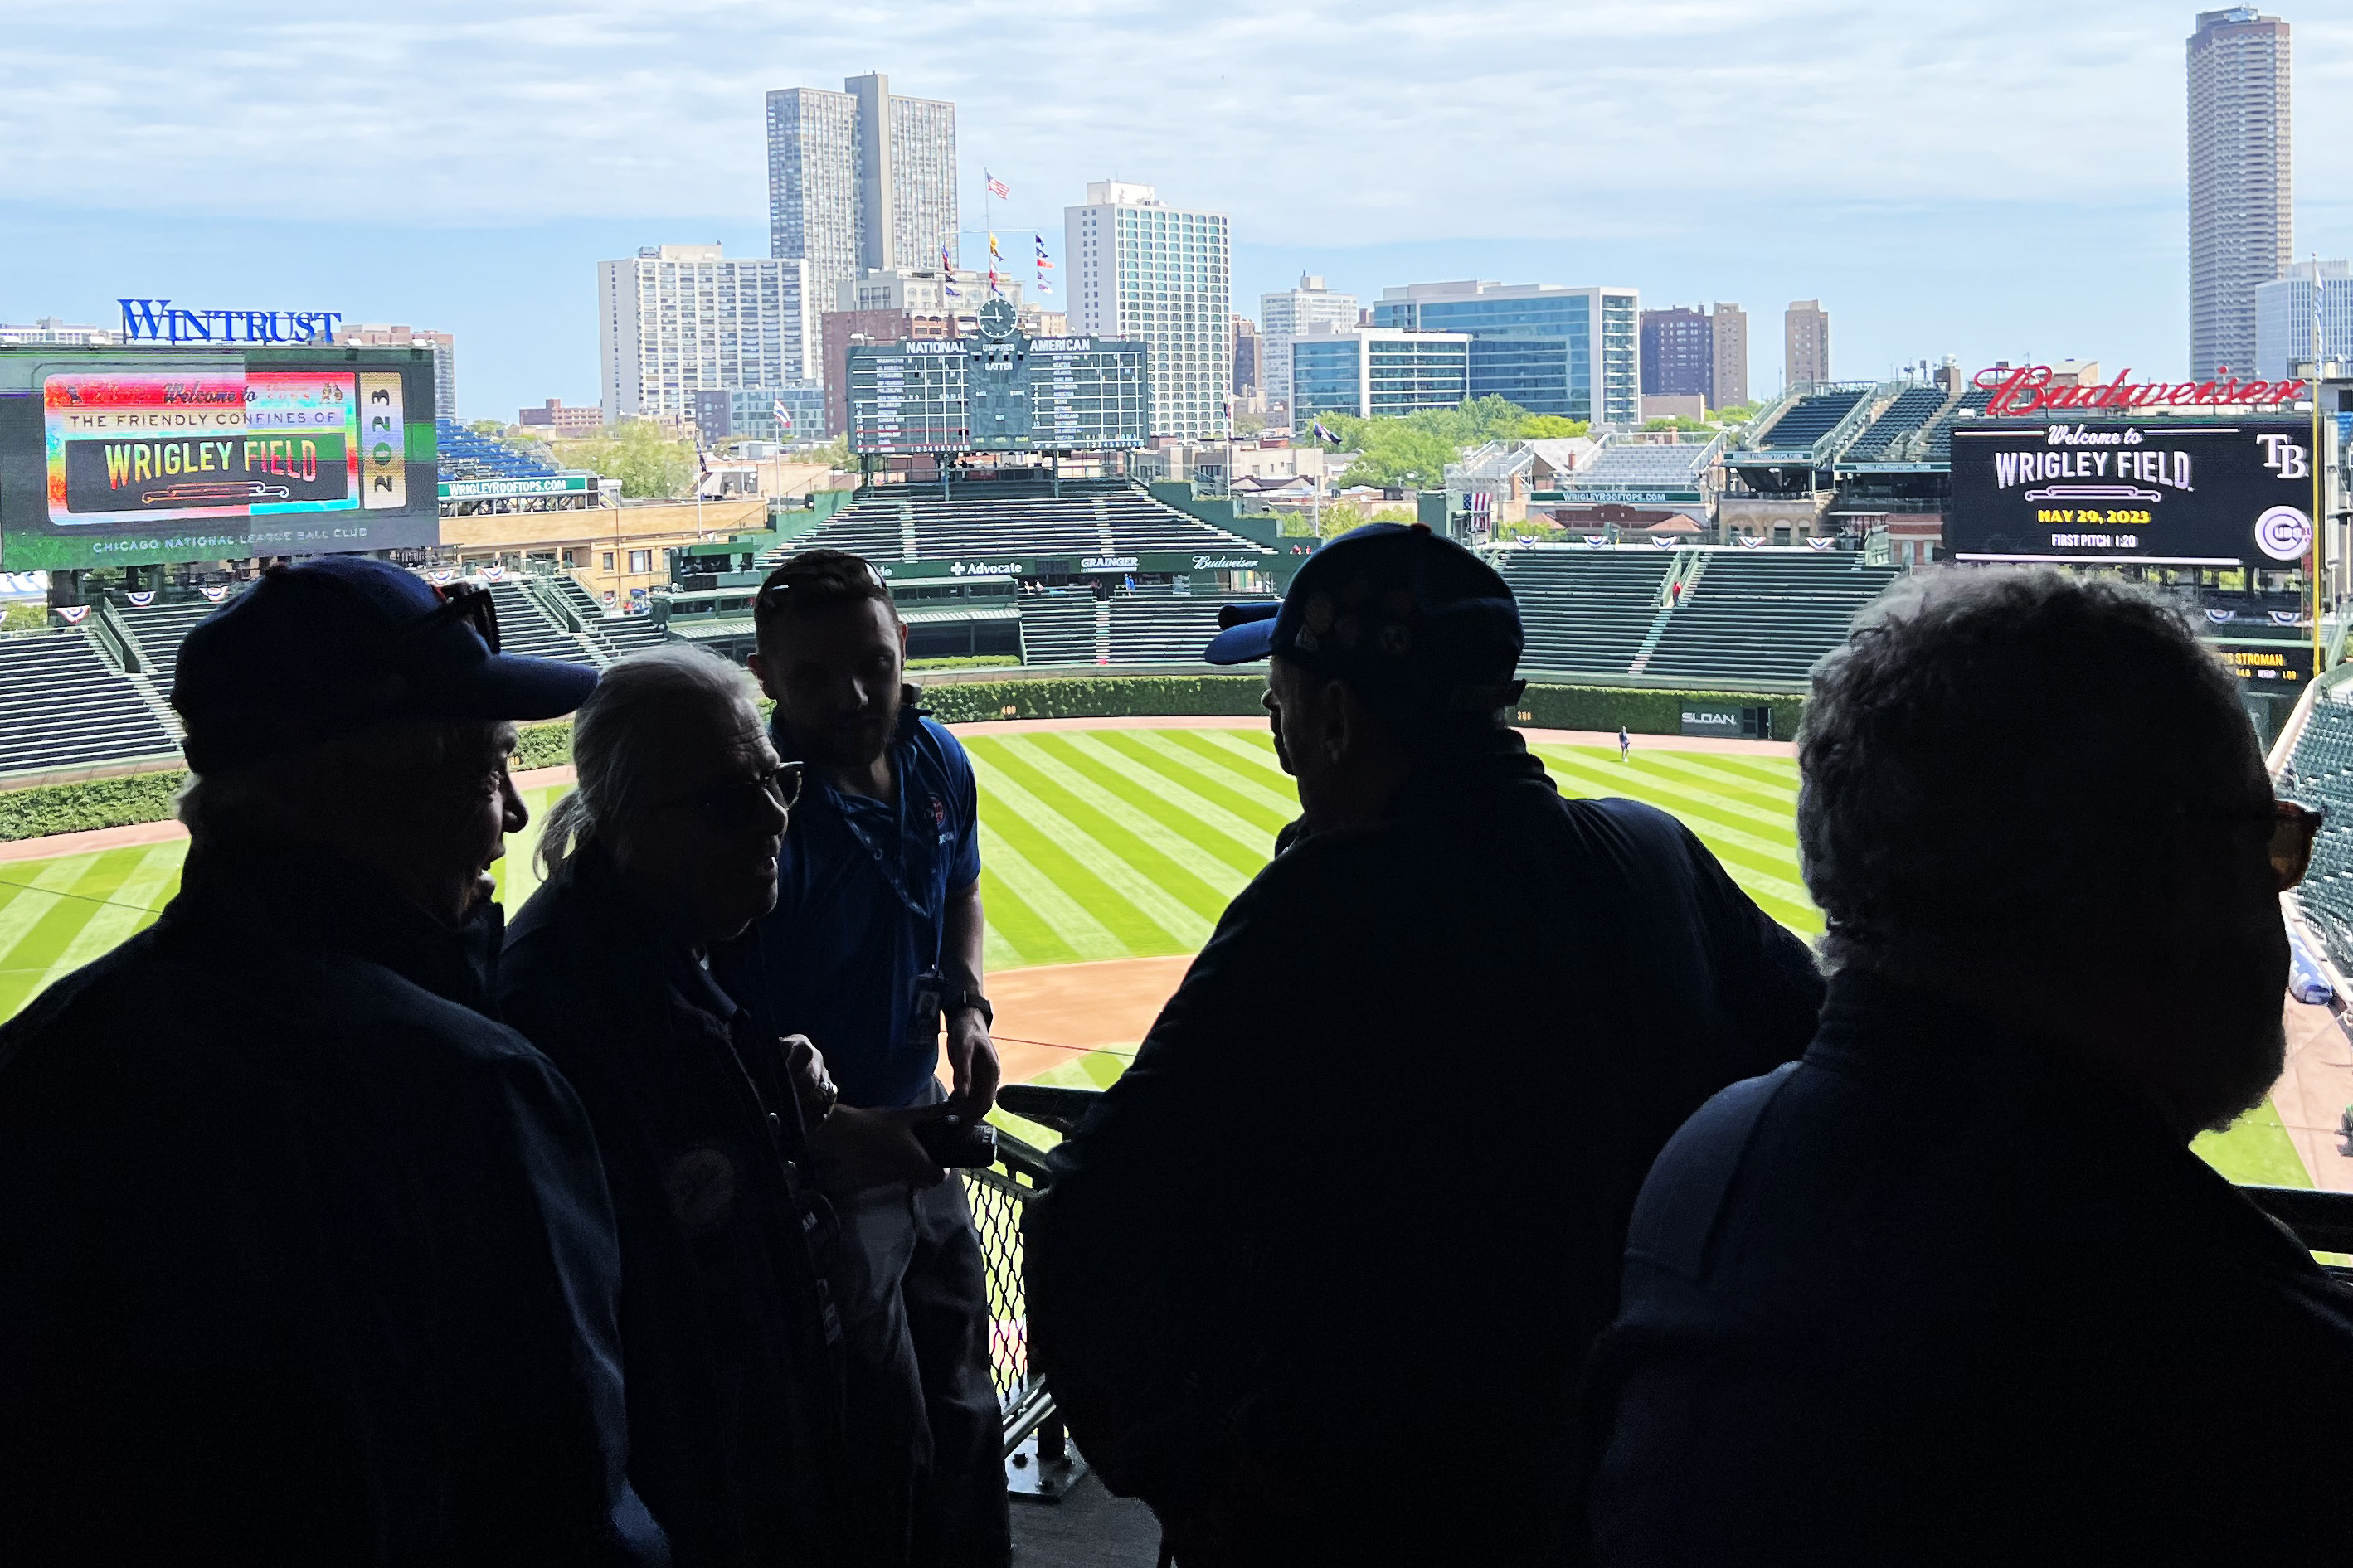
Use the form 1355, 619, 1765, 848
0, 681, 1804, 841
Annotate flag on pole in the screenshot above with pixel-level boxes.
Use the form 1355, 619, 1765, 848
772, 399, 794, 433
1311, 418, 1339, 444
986, 172, 1009, 200
1033, 235, 1053, 269
988, 233, 1002, 259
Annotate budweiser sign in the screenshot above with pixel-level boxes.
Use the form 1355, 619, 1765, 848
1973, 364, 2307, 416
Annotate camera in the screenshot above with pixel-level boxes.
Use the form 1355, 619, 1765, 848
912, 1113, 999, 1169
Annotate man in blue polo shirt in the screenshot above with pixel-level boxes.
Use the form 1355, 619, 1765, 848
712, 550, 1007, 1568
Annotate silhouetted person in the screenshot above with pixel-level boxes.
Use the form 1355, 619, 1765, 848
712, 552, 1008, 1568
1025, 524, 1823, 1567
1587, 570, 2353, 1565
499, 648, 853, 1566
0, 559, 666, 1565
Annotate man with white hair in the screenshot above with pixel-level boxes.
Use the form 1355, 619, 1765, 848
0, 557, 666, 1564
502, 646, 926, 1568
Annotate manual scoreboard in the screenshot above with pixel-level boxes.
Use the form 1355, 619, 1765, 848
848, 297, 1149, 456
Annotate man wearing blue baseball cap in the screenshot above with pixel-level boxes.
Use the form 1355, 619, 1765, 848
0, 557, 668, 1564
1028, 524, 1826, 1567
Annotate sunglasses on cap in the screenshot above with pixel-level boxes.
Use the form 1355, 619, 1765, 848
2233, 799, 2328, 891
405, 581, 502, 654
660, 763, 805, 833
756, 557, 887, 613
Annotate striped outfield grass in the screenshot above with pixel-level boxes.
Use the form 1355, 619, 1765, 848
0, 725, 2297, 1187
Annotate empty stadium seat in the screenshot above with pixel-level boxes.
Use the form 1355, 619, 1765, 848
484, 580, 598, 666
1572, 444, 1713, 488
785, 483, 1264, 566
1916, 389, 1995, 462
1751, 390, 1868, 454
1488, 549, 1675, 676
1642, 553, 1902, 683
1018, 595, 1101, 665
2284, 692, 2353, 972
436, 420, 563, 483
113, 590, 246, 694
0, 628, 180, 776
1842, 386, 1950, 462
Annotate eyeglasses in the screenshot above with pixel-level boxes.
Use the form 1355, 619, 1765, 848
2231, 799, 2329, 891
410, 581, 502, 654
660, 763, 804, 833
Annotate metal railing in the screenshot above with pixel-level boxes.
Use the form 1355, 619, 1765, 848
960, 1115, 1090, 1500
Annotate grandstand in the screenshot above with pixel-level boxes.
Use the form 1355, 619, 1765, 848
777, 480, 1271, 566
1745, 387, 1871, 458
484, 580, 601, 667
112, 590, 244, 694
0, 627, 179, 777
1641, 551, 1902, 683
1018, 594, 1102, 665
1913, 387, 1994, 463
2283, 686, 2353, 972
435, 420, 562, 482
1840, 386, 1950, 463
1490, 550, 1676, 676
1571, 439, 1717, 488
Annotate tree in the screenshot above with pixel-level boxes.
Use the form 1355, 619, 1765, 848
553, 420, 696, 499
1305, 397, 1590, 491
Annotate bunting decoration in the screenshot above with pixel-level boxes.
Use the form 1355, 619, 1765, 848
126, 590, 156, 607
483, 564, 507, 580
1583, 534, 1608, 546
55, 604, 90, 624
1651, 535, 1677, 549
1806, 536, 1836, 550
1738, 536, 1764, 548
429, 569, 455, 585
201, 584, 230, 601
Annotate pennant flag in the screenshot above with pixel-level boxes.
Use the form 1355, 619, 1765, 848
986, 172, 1009, 200
1033, 235, 1053, 269
698, 449, 709, 477
989, 233, 1002, 259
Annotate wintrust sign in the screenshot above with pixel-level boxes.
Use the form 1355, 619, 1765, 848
1973, 364, 2305, 417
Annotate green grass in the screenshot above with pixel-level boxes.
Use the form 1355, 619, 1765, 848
0, 725, 2305, 1190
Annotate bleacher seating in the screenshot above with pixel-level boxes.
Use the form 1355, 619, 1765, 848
1751, 389, 1869, 454
1916, 388, 1994, 462
0, 628, 179, 776
114, 590, 245, 694
1842, 386, 1950, 462
785, 483, 1262, 565
1642, 553, 1902, 682
485, 580, 597, 665
437, 420, 562, 482
2285, 691, 2353, 972
1490, 550, 1675, 675
1018, 595, 1101, 665
1572, 443, 1713, 488
1105, 591, 1258, 664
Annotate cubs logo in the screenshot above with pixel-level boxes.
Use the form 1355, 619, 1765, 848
667, 1145, 737, 1232
931, 796, 948, 830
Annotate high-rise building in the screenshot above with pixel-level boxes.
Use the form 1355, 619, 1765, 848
1290, 326, 1471, 420
1371, 279, 1640, 425
1259, 274, 1360, 415
1065, 182, 1232, 440
1232, 316, 1262, 397
2189, 9, 2292, 378
1710, 303, 1750, 409
336, 323, 456, 420
597, 244, 815, 426
766, 74, 958, 311
1640, 307, 1711, 399
818, 308, 962, 436
1784, 299, 1830, 388
2254, 259, 2353, 379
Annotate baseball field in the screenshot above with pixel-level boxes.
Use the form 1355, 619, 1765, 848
0, 719, 2306, 1186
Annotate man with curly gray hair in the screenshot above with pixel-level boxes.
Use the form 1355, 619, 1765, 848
1585, 568, 2353, 1564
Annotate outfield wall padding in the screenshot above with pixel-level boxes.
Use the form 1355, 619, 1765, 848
0, 681, 1806, 842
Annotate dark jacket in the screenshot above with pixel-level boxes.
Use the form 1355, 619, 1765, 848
0, 842, 666, 1566
500, 846, 848, 1568
1025, 728, 1822, 1567
1587, 968, 2353, 1566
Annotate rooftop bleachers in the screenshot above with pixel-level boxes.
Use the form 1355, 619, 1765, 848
2283, 692, 2353, 972
1573, 443, 1713, 487
1915, 388, 1994, 462
436, 420, 562, 483
1489, 549, 1675, 676
0, 628, 180, 776
1842, 386, 1950, 462
1642, 551, 1902, 683
113, 590, 245, 695
1749, 389, 1869, 454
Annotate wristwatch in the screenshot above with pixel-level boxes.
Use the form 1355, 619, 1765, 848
943, 990, 994, 1027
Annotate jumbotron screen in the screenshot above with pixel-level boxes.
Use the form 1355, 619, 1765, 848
1947, 418, 2320, 570
848, 330, 1150, 455
0, 346, 440, 570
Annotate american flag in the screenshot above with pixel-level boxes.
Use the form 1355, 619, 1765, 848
772, 399, 794, 432
986, 172, 1009, 200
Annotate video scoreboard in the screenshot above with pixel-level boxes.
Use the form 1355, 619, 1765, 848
848, 300, 1149, 456
0, 345, 440, 570
1948, 419, 2321, 570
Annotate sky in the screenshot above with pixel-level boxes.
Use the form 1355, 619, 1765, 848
3, 1, 2348, 420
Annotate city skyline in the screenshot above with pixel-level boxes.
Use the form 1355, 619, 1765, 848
6, 2, 2351, 417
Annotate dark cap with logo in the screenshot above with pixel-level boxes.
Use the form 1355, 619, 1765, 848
172, 556, 599, 773
1203, 522, 1524, 715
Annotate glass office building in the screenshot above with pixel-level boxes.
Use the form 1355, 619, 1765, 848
1291, 328, 1471, 420
1371, 280, 1639, 425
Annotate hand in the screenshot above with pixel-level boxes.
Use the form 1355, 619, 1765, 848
809, 1104, 951, 1189
781, 1035, 837, 1126
944, 1008, 1001, 1118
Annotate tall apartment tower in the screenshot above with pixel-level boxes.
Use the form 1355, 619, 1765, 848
1259, 274, 1360, 415
2188, 9, 2292, 378
1639, 307, 1712, 398
1710, 303, 1749, 409
597, 245, 815, 425
766, 74, 957, 311
1784, 299, 1830, 388
334, 324, 457, 420
1067, 182, 1232, 440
